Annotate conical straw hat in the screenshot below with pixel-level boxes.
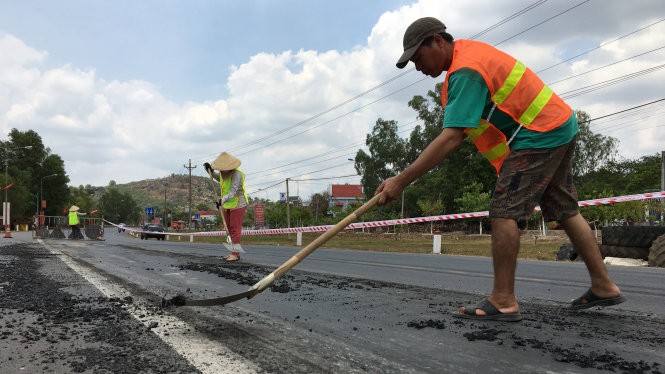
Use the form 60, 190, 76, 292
211, 152, 241, 171
69, 205, 80, 212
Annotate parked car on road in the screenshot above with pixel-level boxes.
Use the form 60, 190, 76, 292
140, 224, 165, 240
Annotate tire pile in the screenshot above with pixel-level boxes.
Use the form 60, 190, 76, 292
600, 226, 665, 267
556, 226, 665, 267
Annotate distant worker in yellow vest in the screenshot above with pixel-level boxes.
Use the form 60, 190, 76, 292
68, 205, 87, 240
376, 17, 624, 321
204, 152, 248, 262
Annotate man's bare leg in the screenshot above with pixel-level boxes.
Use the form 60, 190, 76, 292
459, 217, 520, 315
560, 213, 621, 299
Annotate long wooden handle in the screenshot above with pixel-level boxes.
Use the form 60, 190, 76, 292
250, 193, 382, 294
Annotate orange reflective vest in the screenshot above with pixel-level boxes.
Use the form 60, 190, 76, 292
441, 40, 572, 174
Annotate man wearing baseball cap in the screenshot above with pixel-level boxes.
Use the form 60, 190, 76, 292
376, 17, 624, 321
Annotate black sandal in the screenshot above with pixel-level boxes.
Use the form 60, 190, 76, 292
570, 289, 626, 310
454, 298, 523, 322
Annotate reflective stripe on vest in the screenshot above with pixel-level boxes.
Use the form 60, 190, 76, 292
220, 169, 248, 209
68, 211, 79, 225
442, 40, 571, 131
464, 120, 509, 175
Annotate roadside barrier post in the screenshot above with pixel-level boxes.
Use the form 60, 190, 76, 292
296, 232, 302, 246
433, 230, 441, 254
189, 234, 193, 243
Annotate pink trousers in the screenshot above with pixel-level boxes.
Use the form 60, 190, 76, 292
222, 207, 246, 244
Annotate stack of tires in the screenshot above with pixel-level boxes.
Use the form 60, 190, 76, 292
600, 226, 665, 267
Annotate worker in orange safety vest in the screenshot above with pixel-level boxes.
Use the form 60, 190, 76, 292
376, 17, 624, 321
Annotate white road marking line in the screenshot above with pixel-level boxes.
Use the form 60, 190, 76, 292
38, 239, 259, 374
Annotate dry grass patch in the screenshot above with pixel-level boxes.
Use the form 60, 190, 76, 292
193, 231, 572, 261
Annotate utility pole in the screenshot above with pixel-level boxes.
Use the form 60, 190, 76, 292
164, 184, 167, 227
661, 151, 664, 224
183, 159, 196, 229
286, 178, 290, 229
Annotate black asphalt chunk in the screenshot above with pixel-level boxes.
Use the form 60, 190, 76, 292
0, 244, 198, 373
179, 259, 665, 373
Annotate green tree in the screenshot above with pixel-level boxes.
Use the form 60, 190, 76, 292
265, 202, 287, 228
407, 83, 496, 215
309, 192, 330, 224
354, 118, 408, 195
577, 153, 661, 199
69, 185, 96, 213
2, 129, 69, 222
416, 196, 444, 234
99, 188, 141, 224
614, 201, 647, 224
573, 110, 619, 177
454, 182, 491, 234
290, 205, 312, 228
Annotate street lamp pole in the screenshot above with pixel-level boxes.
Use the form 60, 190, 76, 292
40, 173, 57, 224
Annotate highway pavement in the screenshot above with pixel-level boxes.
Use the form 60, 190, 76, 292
0, 229, 663, 373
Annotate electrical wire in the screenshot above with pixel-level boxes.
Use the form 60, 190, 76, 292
182, 5, 664, 198
547, 46, 665, 87
222, 1, 554, 159
494, 0, 591, 46
559, 63, 665, 99
536, 18, 665, 74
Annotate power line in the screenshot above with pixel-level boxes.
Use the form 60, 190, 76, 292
494, 0, 591, 46
536, 18, 665, 74
203, 6, 663, 195
547, 46, 665, 87
235, 77, 428, 158
237, 2, 656, 160
559, 63, 665, 99
466, 0, 548, 40
228, 68, 415, 154
588, 98, 665, 122
223, 1, 554, 158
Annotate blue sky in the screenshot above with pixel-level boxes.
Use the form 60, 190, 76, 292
1, 0, 664, 202
1, 0, 405, 102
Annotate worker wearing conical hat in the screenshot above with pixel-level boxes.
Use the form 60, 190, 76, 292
68, 205, 87, 240
204, 152, 248, 262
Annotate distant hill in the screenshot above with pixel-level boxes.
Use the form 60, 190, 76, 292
112, 174, 218, 212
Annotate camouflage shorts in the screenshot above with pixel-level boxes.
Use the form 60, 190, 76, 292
489, 137, 579, 222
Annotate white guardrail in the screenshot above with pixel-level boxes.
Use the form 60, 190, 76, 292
106, 191, 665, 240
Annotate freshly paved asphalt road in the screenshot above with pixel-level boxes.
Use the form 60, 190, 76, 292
1, 229, 663, 373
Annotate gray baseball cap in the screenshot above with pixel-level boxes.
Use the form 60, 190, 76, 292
396, 17, 446, 69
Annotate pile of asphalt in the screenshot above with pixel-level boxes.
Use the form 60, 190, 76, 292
181, 261, 664, 374
3, 242, 660, 373
0, 243, 197, 373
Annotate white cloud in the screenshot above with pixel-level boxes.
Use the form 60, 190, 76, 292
0, 0, 663, 201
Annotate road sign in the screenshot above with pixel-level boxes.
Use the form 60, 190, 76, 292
254, 203, 265, 227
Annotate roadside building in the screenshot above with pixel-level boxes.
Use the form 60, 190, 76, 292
329, 184, 364, 210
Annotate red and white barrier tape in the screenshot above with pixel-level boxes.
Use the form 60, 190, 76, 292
187, 190, 665, 237
103, 191, 664, 237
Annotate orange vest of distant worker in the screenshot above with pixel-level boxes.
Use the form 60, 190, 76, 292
441, 39, 572, 174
